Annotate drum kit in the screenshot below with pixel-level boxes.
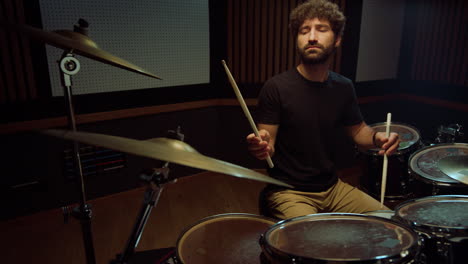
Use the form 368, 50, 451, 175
2, 20, 468, 264
356, 122, 468, 264
360, 122, 468, 199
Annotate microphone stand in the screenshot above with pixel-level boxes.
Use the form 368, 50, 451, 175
59, 51, 97, 264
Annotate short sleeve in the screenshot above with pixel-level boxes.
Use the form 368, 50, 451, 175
342, 82, 363, 126
256, 79, 281, 124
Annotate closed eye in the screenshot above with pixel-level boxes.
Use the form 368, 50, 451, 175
316, 25, 330, 32
299, 26, 311, 34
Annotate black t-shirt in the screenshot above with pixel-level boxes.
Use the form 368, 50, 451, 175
257, 68, 363, 191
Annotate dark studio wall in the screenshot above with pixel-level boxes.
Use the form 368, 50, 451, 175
355, 0, 467, 143
1, 0, 467, 221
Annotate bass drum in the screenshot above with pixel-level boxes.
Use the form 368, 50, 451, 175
360, 122, 423, 200
260, 213, 421, 264
408, 143, 468, 197
394, 195, 468, 264
176, 213, 276, 264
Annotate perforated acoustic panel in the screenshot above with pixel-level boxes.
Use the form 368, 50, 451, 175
39, 0, 210, 96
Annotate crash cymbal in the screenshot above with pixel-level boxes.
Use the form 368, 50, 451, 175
438, 155, 468, 185
0, 20, 161, 80
42, 129, 292, 188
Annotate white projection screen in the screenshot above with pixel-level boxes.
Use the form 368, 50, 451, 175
39, 0, 210, 96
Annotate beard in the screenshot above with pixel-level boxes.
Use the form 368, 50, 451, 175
297, 42, 336, 65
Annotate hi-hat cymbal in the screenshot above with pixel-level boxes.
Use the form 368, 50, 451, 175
1, 20, 161, 80
42, 129, 292, 188
438, 155, 468, 185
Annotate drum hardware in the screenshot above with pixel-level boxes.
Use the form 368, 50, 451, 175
110, 128, 182, 264
435, 124, 464, 144
0, 18, 163, 264
109, 168, 172, 264
60, 49, 95, 264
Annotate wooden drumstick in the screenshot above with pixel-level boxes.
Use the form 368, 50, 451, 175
380, 113, 392, 208
222, 60, 274, 168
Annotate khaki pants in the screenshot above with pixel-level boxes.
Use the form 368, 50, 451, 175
266, 179, 389, 219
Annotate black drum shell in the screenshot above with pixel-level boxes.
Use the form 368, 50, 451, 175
359, 122, 423, 200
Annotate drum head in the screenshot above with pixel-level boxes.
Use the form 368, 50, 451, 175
395, 195, 468, 231
263, 213, 418, 262
409, 143, 468, 184
176, 213, 275, 264
368, 122, 420, 154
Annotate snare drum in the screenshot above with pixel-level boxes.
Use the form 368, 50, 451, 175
260, 213, 420, 264
408, 143, 468, 196
360, 122, 422, 199
176, 213, 275, 264
394, 195, 468, 264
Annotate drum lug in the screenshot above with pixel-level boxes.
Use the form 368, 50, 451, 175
436, 238, 452, 262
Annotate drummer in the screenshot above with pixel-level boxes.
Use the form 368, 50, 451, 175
246, 0, 400, 220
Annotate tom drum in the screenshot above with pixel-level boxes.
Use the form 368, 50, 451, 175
360, 122, 423, 200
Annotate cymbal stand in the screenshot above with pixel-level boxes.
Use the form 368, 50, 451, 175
111, 127, 183, 264
60, 51, 97, 264
111, 165, 175, 264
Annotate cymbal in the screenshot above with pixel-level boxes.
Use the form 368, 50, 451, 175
438, 155, 468, 185
0, 20, 161, 80
42, 129, 293, 188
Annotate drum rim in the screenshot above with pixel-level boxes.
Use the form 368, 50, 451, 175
175, 213, 276, 263
363, 210, 395, 218
408, 143, 468, 185
394, 195, 468, 230
262, 213, 420, 262
366, 122, 421, 154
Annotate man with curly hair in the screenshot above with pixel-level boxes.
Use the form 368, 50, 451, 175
247, 0, 400, 219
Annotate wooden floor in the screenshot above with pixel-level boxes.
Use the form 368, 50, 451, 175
1, 172, 267, 264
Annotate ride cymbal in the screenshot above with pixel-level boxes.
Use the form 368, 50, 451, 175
0, 20, 161, 80
438, 155, 468, 185
42, 129, 292, 188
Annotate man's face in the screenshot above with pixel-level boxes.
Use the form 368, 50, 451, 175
296, 18, 341, 65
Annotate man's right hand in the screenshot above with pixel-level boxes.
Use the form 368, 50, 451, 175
246, 129, 273, 160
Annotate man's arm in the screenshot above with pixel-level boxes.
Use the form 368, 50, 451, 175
345, 121, 400, 155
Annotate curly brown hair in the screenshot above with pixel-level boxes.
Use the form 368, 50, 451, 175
289, 0, 346, 38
